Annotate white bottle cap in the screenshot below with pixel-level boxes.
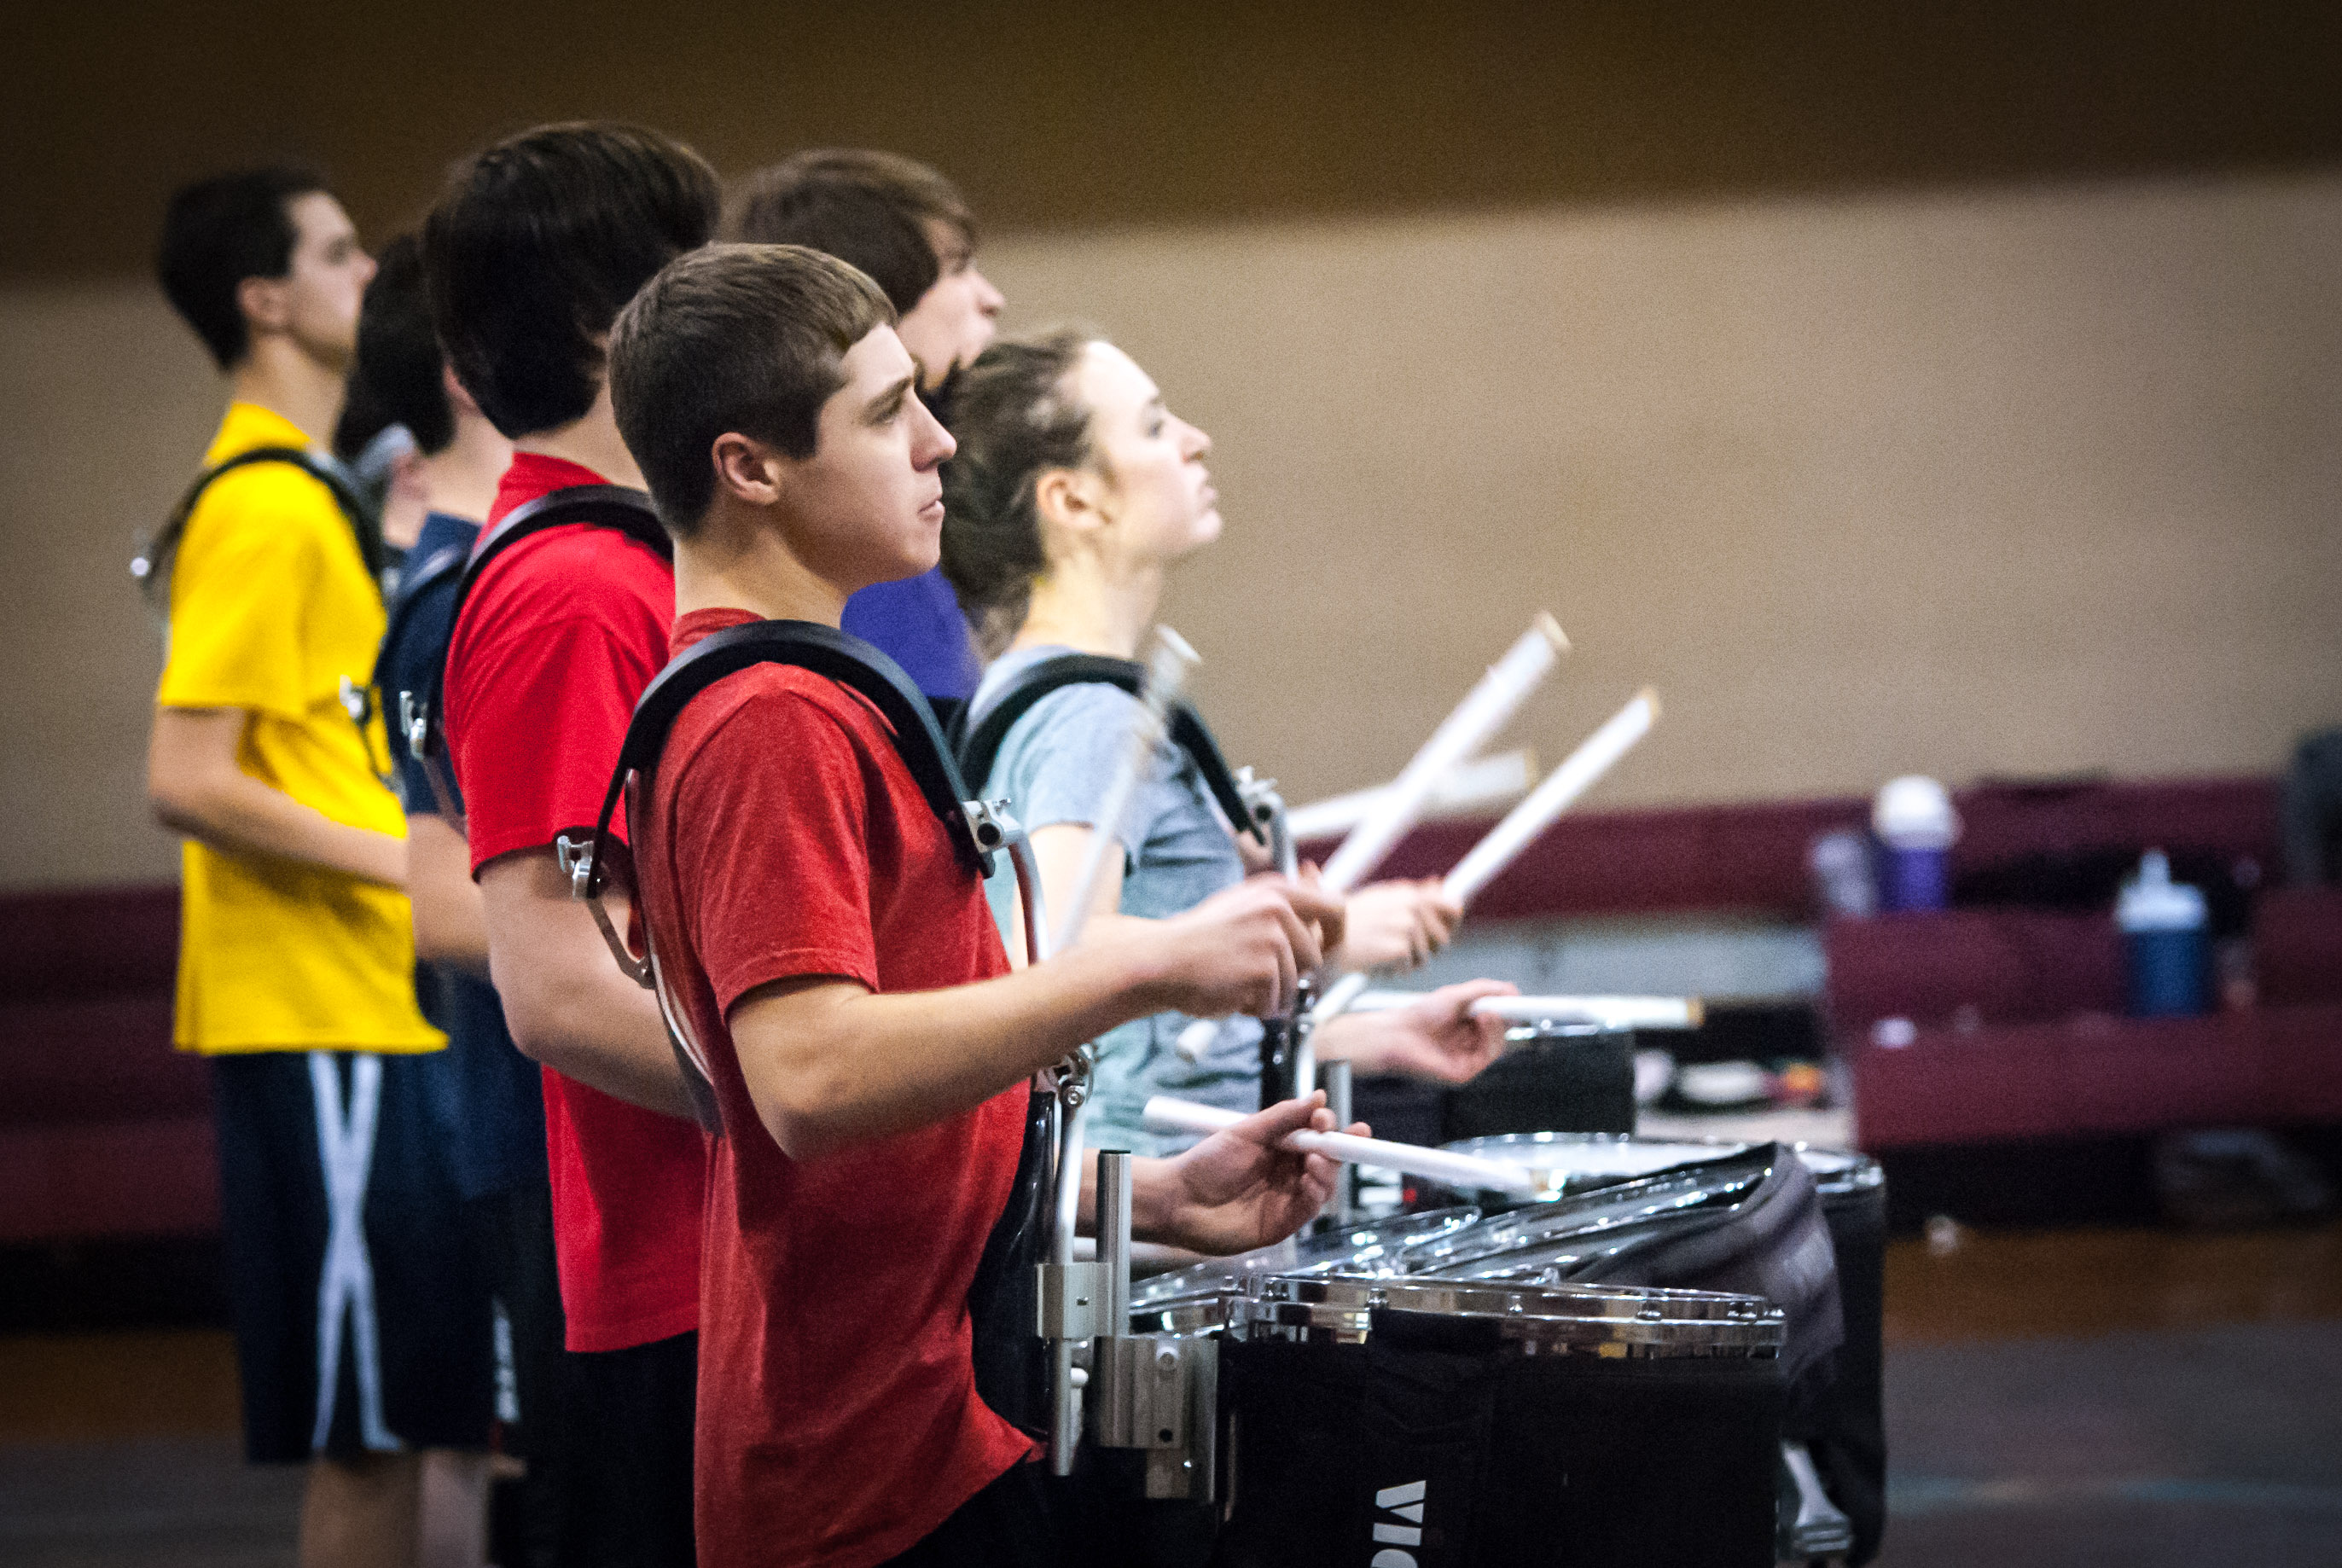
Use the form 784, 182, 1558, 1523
1873, 775, 1959, 851
2116, 849, 2206, 932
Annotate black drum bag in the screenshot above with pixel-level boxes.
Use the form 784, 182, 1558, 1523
1796, 1177, 1887, 1565
1568, 1147, 1844, 1417
1214, 1331, 1783, 1568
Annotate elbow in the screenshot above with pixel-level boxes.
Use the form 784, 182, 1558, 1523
148, 779, 206, 840
495, 979, 568, 1071
753, 1061, 861, 1162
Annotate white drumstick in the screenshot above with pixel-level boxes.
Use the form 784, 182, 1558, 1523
1142, 1095, 1543, 1196
1441, 688, 1658, 906
1283, 749, 1540, 842
1053, 626, 1199, 955
1316, 616, 1566, 897
1348, 990, 1705, 1031
1306, 689, 1659, 1037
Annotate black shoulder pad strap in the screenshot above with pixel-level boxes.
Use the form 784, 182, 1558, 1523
958, 653, 1263, 843
139, 446, 384, 608
369, 539, 468, 697
586, 618, 989, 890
418, 485, 668, 759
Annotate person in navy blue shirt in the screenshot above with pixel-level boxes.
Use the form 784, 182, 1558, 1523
724, 149, 1005, 706
351, 235, 590, 1567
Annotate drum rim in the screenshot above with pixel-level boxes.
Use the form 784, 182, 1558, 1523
1128, 1205, 1484, 1308
1438, 1130, 1884, 1196
1236, 1271, 1787, 1356
1126, 1292, 1234, 1337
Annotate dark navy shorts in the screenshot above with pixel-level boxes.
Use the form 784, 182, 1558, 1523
211, 1049, 494, 1463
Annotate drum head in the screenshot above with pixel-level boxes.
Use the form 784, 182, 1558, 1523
1129, 1205, 1482, 1309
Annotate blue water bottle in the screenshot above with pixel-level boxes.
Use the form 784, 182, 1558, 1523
2117, 849, 2209, 1017
1873, 775, 1959, 913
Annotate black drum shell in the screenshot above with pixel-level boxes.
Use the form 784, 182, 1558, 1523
1213, 1333, 1783, 1568
1349, 1028, 1638, 1153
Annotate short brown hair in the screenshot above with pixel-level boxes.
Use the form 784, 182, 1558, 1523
609, 242, 895, 538
724, 149, 974, 317
424, 122, 719, 438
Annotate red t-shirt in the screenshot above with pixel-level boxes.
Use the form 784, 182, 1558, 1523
637, 607, 1037, 1568
444, 452, 706, 1353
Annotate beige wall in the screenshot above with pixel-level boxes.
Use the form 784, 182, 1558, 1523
3, 171, 2338, 890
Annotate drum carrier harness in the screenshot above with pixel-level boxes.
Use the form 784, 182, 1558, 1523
395, 485, 672, 827
958, 653, 1326, 1107
137, 448, 392, 752
552, 613, 1075, 1444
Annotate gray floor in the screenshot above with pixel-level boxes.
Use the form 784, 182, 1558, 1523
3, 1321, 2339, 1565
0, 1434, 302, 1568
1882, 1320, 2342, 1567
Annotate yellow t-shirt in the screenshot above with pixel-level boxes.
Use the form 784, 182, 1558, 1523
156, 402, 443, 1055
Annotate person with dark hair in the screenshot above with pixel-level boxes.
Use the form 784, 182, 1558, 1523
420, 121, 720, 1568
147, 169, 490, 1568
334, 235, 479, 560
725, 149, 1004, 706
940, 329, 1514, 1155
352, 234, 600, 1567
606, 238, 1354, 1566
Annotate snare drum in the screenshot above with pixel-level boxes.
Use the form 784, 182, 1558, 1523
1435, 1134, 1888, 1565
1215, 1273, 1786, 1567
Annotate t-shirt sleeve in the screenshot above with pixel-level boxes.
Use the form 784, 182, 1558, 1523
671, 689, 884, 1016
156, 474, 328, 718
991, 684, 1177, 859
452, 611, 663, 868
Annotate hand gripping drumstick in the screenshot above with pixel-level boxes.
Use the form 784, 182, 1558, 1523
1309, 688, 1661, 1033
1142, 1095, 1543, 1196
1346, 990, 1705, 1031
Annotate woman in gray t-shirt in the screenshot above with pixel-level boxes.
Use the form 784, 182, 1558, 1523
941, 329, 1514, 1154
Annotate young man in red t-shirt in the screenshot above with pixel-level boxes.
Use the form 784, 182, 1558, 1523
421, 123, 722, 1565
606, 242, 1357, 1566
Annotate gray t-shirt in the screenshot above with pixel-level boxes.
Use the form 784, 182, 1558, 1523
973, 645, 1260, 1155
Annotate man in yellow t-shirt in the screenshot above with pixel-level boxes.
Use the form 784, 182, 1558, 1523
148, 166, 488, 1568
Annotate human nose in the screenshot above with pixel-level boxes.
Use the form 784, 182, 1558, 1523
1182, 418, 1211, 460
912, 397, 956, 467
972, 268, 1003, 315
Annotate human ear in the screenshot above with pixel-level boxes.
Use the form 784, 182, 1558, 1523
440, 363, 485, 419
236, 275, 289, 336
1032, 466, 1108, 546
710, 433, 785, 508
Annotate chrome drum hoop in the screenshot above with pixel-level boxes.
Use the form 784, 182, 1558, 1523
1234, 1272, 1786, 1359
1439, 1130, 1883, 1202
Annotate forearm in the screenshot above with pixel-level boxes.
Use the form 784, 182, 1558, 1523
479, 849, 694, 1119
491, 945, 696, 1118
155, 768, 405, 887
407, 816, 490, 978
1078, 1149, 1199, 1246
1310, 1011, 1393, 1067
739, 941, 1170, 1159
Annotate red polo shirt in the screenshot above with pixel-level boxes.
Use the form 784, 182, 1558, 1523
636, 607, 1037, 1567
443, 452, 706, 1352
